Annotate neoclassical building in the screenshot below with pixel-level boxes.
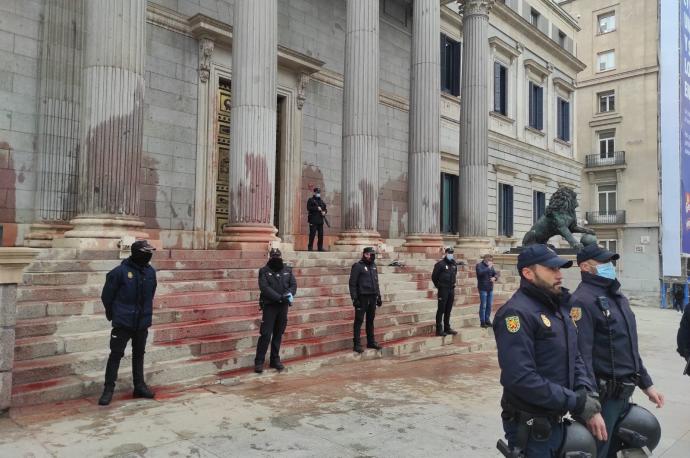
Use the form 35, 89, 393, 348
0, 0, 584, 255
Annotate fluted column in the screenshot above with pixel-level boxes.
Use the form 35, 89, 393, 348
218, 0, 278, 249
457, 0, 494, 255
60, 0, 148, 248
404, 0, 442, 252
336, 0, 381, 248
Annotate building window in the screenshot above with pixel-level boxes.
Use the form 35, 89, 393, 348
600, 239, 618, 264
598, 12, 616, 34
530, 8, 540, 27
493, 62, 508, 115
440, 173, 459, 233
598, 184, 617, 213
597, 50, 615, 72
533, 191, 546, 224
528, 81, 544, 130
498, 183, 514, 237
558, 30, 567, 48
599, 130, 615, 158
599, 91, 615, 112
440, 34, 461, 96
557, 97, 570, 142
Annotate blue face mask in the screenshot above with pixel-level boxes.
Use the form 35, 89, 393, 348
596, 262, 616, 280
315, 193, 320, 198
446, 254, 454, 261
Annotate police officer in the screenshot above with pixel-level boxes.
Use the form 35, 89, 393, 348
349, 247, 383, 353
98, 240, 157, 406
431, 247, 458, 336
570, 244, 664, 457
255, 248, 297, 373
307, 187, 327, 251
494, 244, 607, 456
678, 304, 690, 371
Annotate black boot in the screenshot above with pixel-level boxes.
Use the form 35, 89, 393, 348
270, 360, 285, 371
133, 383, 155, 399
436, 324, 447, 337
98, 385, 114, 406
444, 327, 458, 336
254, 362, 264, 373
353, 339, 364, 353
367, 341, 382, 350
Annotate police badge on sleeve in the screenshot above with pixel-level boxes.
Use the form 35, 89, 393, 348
505, 316, 520, 333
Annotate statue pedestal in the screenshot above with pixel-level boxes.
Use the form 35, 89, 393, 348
455, 236, 494, 260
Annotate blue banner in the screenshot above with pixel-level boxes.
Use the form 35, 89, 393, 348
681, 0, 690, 253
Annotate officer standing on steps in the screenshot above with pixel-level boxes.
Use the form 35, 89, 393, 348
494, 244, 607, 456
431, 247, 458, 336
98, 240, 157, 406
307, 187, 327, 251
349, 247, 383, 353
570, 244, 664, 457
255, 248, 297, 374
678, 303, 690, 373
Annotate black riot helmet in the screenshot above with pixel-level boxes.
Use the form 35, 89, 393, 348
558, 420, 597, 458
612, 404, 661, 452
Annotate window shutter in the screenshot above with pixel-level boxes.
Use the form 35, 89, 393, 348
507, 185, 514, 237
494, 62, 501, 112
563, 101, 570, 141
453, 41, 461, 95
557, 99, 562, 139
528, 82, 534, 128
536, 87, 544, 130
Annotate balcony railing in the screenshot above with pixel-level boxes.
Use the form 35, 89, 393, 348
585, 151, 626, 168
586, 210, 626, 225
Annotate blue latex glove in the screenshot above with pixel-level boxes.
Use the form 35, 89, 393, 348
287, 293, 294, 304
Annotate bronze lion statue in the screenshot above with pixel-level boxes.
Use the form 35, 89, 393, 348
522, 187, 595, 252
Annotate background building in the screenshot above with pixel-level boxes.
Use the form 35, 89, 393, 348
560, 0, 661, 301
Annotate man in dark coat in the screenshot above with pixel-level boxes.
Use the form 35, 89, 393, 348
349, 247, 383, 353
570, 244, 664, 457
255, 248, 297, 373
678, 305, 690, 373
307, 187, 327, 251
494, 244, 607, 456
431, 247, 458, 336
98, 240, 157, 406
476, 254, 498, 328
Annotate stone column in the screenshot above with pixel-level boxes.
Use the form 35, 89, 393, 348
218, 0, 278, 250
0, 248, 38, 416
457, 0, 494, 256
404, 0, 442, 253
59, 0, 148, 249
336, 0, 381, 249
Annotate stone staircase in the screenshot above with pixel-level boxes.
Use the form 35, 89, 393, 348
11, 248, 519, 406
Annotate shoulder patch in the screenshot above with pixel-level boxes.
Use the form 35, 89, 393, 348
127, 271, 133, 279
570, 307, 582, 322
540, 314, 552, 328
505, 316, 521, 333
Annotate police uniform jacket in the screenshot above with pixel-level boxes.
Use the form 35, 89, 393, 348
494, 279, 594, 415
307, 197, 327, 225
432, 258, 458, 289
569, 272, 653, 389
678, 307, 690, 358
476, 261, 498, 292
258, 264, 297, 307
349, 260, 381, 300
101, 258, 157, 330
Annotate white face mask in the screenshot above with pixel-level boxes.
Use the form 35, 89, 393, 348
315, 193, 320, 198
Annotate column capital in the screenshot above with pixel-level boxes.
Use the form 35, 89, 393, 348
198, 37, 214, 83
458, 0, 495, 17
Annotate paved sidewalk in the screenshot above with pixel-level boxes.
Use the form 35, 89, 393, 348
0, 306, 687, 457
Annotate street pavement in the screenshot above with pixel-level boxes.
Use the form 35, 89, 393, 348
0, 306, 687, 458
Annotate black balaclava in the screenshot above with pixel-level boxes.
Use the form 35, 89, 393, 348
267, 248, 284, 272
130, 240, 154, 267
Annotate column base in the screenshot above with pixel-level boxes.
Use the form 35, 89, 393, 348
332, 230, 382, 252
455, 236, 494, 260
216, 223, 278, 251
400, 233, 444, 255
23, 223, 73, 248
54, 216, 149, 250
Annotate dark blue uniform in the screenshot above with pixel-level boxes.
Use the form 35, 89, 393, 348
494, 279, 595, 456
570, 272, 653, 457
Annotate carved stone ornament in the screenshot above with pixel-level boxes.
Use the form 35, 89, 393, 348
458, 0, 495, 16
199, 38, 214, 83
297, 72, 309, 110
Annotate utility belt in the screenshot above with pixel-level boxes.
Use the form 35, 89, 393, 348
597, 375, 638, 401
501, 398, 563, 451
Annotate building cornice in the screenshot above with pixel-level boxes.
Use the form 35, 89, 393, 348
489, 130, 583, 174
576, 65, 660, 88
492, 3, 586, 73
539, 0, 582, 32
589, 115, 622, 128
553, 77, 575, 93
489, 36, 521, 62
524, 58, 552, 82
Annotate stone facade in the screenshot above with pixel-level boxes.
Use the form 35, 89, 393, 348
0, 0, 584, 255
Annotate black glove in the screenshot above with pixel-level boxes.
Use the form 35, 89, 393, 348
105, 307, 113, 322
353, 299, 361, 310
376, 295, 382, 307
281, 293, 291, 304
572, 389, 601, 421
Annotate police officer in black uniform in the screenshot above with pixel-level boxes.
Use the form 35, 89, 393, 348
570, 244, 664, 457
99, 240, 157, 406
678, 304, 690, 372
431, 247, 458, 336
307, 187, 327, 251
494, 244, 607, 456
349, 247, 383, 353
255, 248, 297, 373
